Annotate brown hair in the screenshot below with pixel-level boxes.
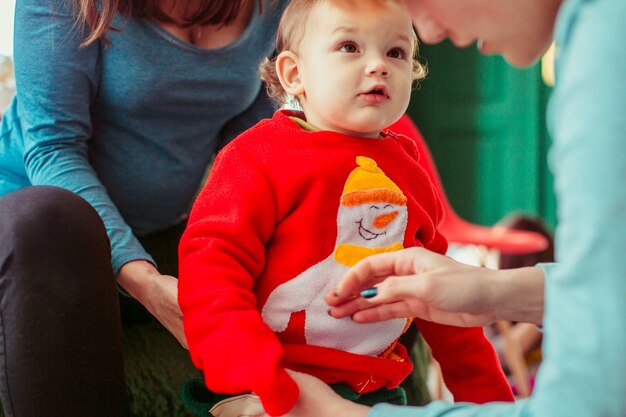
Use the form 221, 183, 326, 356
259, 0, 427, 106
73, 0, 265, 46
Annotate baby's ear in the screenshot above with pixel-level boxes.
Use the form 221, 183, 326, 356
276, 51, 305, 97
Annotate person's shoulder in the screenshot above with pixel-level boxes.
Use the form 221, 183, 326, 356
383, 129, 421, 163
222, 110, 300, 154
557, 0, 626, 45
552, 0, 626, 108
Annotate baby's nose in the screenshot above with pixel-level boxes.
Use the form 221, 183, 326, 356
366, 56, 389, 77
374, 211, 398, 229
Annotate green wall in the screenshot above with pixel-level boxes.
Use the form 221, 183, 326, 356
407, 41, 556, 228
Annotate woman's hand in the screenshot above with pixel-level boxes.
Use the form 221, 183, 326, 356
117, 260, 188, 348
327, 247, 545, 326
261, 371, 370, 417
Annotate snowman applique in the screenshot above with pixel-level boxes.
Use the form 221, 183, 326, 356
261, 156, 410, 357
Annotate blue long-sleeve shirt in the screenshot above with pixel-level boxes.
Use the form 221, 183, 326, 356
0, 0, 286, 274
370, 0, 626, 416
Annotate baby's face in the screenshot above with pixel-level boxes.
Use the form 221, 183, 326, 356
296, 0, 415, 138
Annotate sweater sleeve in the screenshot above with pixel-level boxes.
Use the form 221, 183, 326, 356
394, 133, 448, 256
425, 181, 449, 256
14, 0, 151, 274
178, 145, 298, 416
417, 319, 514, 403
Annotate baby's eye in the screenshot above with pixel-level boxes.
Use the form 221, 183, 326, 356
387, 47, 407, 60
339, 42, 359, 53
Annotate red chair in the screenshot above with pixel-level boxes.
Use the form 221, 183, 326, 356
389, 114, 548, 255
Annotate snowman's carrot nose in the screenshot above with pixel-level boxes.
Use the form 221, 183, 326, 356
374, 211, 398, 229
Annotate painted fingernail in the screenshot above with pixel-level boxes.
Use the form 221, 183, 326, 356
360, 287, 378, 299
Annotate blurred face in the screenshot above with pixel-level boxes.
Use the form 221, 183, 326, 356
403, 0, 561, 67
292, 0, 415, 138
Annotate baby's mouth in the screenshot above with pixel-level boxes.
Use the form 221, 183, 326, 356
363, 85, 388, 97
359, 86, 389, 104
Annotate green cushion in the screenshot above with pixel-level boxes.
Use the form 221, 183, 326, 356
123, 321, 200, 417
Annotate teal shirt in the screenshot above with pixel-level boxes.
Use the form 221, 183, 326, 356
370, 0, 626, 416
0, 0, 286, 274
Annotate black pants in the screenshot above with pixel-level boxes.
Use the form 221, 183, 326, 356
0, 186, 133, 416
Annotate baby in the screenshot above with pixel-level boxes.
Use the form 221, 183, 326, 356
179, 1, 513, 416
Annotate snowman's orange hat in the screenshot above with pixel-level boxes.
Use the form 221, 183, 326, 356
340, 156, 407, 207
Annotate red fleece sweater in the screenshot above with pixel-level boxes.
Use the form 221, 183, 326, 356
179, 110, 514, 416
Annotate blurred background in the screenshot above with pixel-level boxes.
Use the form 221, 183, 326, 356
407, 41, 556, 229
0, 0, 15, 112
0, 0, 14, 56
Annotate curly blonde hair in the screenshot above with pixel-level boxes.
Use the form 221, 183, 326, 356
259, 0, 427, 106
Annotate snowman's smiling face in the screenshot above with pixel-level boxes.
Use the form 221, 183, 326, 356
357, 217, 386, 240
338, 201, 408, 248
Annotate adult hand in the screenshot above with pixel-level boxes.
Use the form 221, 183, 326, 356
327, 247, 544, 326
261, 371, 370, 417
117, 260, 188, 348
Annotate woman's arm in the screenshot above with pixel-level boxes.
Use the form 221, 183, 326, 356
14, 0, 186, 344
15, 0, 152, 274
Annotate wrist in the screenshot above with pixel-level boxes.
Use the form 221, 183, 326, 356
117, 259, 159, 302
493, 267, 545, 324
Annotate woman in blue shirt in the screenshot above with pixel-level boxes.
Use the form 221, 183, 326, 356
0, 0, 287, 415
276, 0, 626, 416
